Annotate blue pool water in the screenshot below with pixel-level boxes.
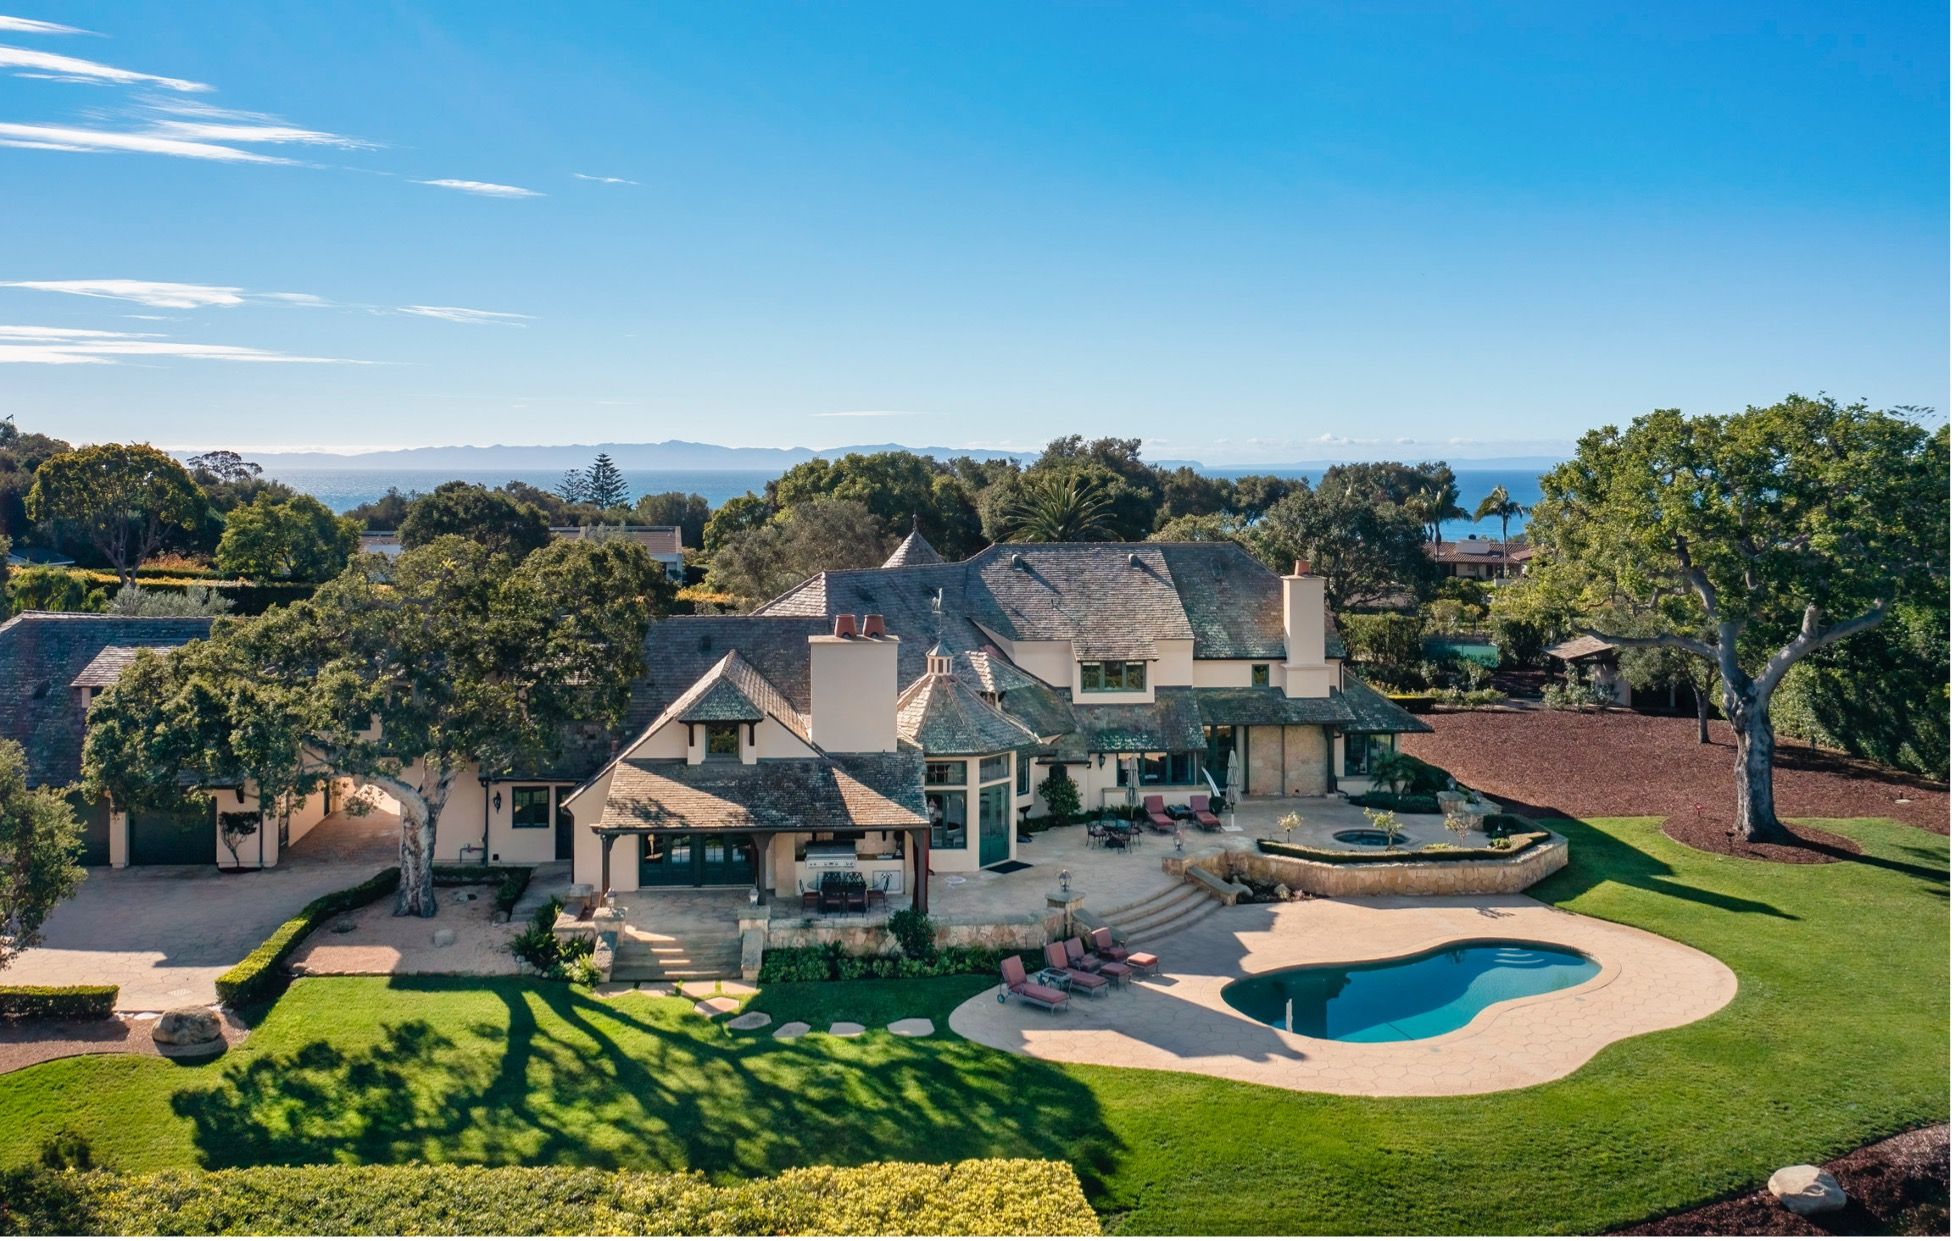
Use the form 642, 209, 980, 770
1425, 638, 1500, 667
1221, 941, 1600, 1042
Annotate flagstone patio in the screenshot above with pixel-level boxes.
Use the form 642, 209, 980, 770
947, 891, 1737, 1097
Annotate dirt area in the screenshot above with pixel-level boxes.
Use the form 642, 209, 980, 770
0, 1010, 250, 1075
288, 884, 521, 979
1404, 710, 1948, 837
1661, 817, 1862, 864
1618, 1124, 1950, 1236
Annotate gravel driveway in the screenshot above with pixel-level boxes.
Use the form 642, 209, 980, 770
6, 813, 399, 1011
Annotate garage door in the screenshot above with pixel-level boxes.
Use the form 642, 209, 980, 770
129, 801, 217, 866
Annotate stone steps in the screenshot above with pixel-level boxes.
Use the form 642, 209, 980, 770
1125, 893, 1225, 946
1097, 879, 1194, 925
1111, 884, 1216, 942
611, 928, 742, 982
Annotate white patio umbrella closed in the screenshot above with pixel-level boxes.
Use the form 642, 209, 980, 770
1224, 748, 1242, 826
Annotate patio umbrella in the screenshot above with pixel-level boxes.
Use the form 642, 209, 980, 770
1224, 749, 1241, 825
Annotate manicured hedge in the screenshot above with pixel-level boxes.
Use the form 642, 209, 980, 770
1257, 832, 1549, 865
0, 1159, 1100, 1236
430, 864, 531, 914
0, 985, 118, 1021
1344, 792, 1442, 814
759, 943, 1038, 984
214, 868, 398, 1008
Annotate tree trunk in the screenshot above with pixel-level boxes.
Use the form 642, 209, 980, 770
369, 771, 447, 917
1726, 691, 1784, 841
1692, 681, 1711, 745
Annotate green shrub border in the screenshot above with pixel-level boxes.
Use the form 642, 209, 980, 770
214, 868, 398, 1008
431, 864, 531, 914
0, 1158, 1101, 1237
0, 985, 119, 1022
1257, 827, 1552, 865
759, 943, 1041, 984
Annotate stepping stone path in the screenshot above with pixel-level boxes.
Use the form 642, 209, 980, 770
773, 1022, 812, 1041
827, 1022, 865, 1038
692, 996, 740, 1019
678, 979, 758, 999
726, 1011, 772, 1031
887, 1018, 935, 1037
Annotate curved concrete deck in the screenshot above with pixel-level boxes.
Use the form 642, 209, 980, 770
949, 893, 1736, 1097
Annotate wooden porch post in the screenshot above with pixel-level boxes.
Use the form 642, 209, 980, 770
598, 831, 613, 899
753, 831, 768, 905
912, 827, 930, 914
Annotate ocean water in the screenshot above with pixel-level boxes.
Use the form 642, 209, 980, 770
268, 464, 1547, 541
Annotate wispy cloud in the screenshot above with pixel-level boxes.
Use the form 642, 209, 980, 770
0, 323, 366, 365
0, 120, 292, 161
811, 409, 922, 418
0, 15, 94, 35
416, 178, 542, 199
0, 278, 246, 308
145, 118, 376, 149
397, 305, 532, 325
572, 172, 637, 185
0, 44, 209, 92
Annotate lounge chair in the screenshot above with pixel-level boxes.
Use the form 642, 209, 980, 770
1092, 926, 1159, 977
1141, 795, 1175, 832
1066, 935, 1133, 987
1188, 794, 1222, 831
1043, 941, 1110, 998
1000, 956, 1070, 1013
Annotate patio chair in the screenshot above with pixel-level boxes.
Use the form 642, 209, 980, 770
845, 883, 868, 914
1086, 821, 1105, 849
1092, 926, 1158, 977
867, 872, 890, 910
999, 956, 1070, 1013
799, 880, 820, 913
1042, 940, 1110, 998
1188, 794, 1222, 831
1066, 934, 1133, 987
1141, 795, 1175, 832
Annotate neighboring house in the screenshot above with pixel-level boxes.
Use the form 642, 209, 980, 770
5, 546, 76, 569
358, 525, 688, 582
1427, 537, 1532, 579
0, 612, 213, 866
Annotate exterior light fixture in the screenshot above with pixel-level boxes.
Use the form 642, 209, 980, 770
1059, 869, 1071, 893
492, 790, 502, 812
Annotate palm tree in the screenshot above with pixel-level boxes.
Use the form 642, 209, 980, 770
1472, 484, 1527, 576
1004, 472, 1118, 542
1411, 484, 1469, 550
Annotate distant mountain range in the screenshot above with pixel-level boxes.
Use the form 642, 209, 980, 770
230, 439, 1563, 473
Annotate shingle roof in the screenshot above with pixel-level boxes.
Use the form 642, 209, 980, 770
69, 646, 146, 688
1547, 635, 1615, 662
598, 752, 927, 831
968, 544, 1196, 658
895, 671, 1041, 756
1068, 688, 1205, 755
882, 528, 943, 568
0, 613, 212, 787
1428, 539, 1532, 565
1336, 678, 1433, 734
1190, 686, 1356, 728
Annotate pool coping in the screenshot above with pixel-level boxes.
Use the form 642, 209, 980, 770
948, 893, 1738, 1097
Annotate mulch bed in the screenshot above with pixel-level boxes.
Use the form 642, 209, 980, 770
1661, 817, 1862, 864
1402, 711, 1949, 847
0, 1012, 249, 1075
1617, 1124, 1950, 1236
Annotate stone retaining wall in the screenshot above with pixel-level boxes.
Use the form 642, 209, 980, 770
759, 914, 1048, 955
1173, 834, 1567, 898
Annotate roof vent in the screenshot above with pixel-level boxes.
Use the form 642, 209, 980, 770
1293, 558, 1312, 576
833, 614, 858, 639
698, 633, 713, 652
1127, 552, 1144, 569
861, 613, 887, 639
1010, 553, 1027, 570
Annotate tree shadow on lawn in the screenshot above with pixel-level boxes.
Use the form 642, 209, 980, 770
1516, 811, 1800, 920
169, 977, 1122, 1193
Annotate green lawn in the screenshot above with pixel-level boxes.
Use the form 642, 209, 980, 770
0, 816, 1945, 1234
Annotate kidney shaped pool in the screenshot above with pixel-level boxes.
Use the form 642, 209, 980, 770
1220, 940, 1601, 1042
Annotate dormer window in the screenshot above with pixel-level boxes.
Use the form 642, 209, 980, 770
1080, 660, 1146, 693
704, 723, 741, 760
1251, 664, 1270, 687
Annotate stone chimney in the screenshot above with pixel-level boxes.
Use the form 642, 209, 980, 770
1281, 559, 1328, 678
808, 616, 899, 752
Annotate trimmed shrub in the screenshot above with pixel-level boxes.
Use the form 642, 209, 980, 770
1341, 612, 1425, 674
886, 908, 936, 960
1257, 833, 1549, 864
0, 1159, 1100, 1236
1036, 766, 1081, 820
214, 868, 398, 1007
1492, 617, 1548, 669
0, 985, 118, 1021
757, 943, 1033, 984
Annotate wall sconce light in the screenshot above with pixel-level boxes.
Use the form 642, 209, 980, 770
235, 787, 246, 804
492, 791, 502, 812
1096, 753, 1106, 768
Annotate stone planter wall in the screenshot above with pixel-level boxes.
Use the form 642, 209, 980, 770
762, 915, 1046, 955
1174, 834, 1567, 898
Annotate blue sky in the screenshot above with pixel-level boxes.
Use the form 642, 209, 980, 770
0, 1, 1946, 464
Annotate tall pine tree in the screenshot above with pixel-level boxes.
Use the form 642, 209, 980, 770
584, 453, 628, 510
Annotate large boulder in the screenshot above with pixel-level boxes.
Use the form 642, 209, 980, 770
1767, 1165, 1846, 1216
153, 1007, 222, 1047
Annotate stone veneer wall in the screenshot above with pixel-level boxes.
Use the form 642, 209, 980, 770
758, 914, 1050, 955
1174, 835, 1568, 898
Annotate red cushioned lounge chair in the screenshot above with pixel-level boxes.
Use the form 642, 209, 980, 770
1188, 793, 1222, 831
1043, 940, 1110, 998
1092, 926, 1158, 977
1067, 935, 1133, 987
1000, 955, 1070, 1013
1142, 795, 1175, 831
